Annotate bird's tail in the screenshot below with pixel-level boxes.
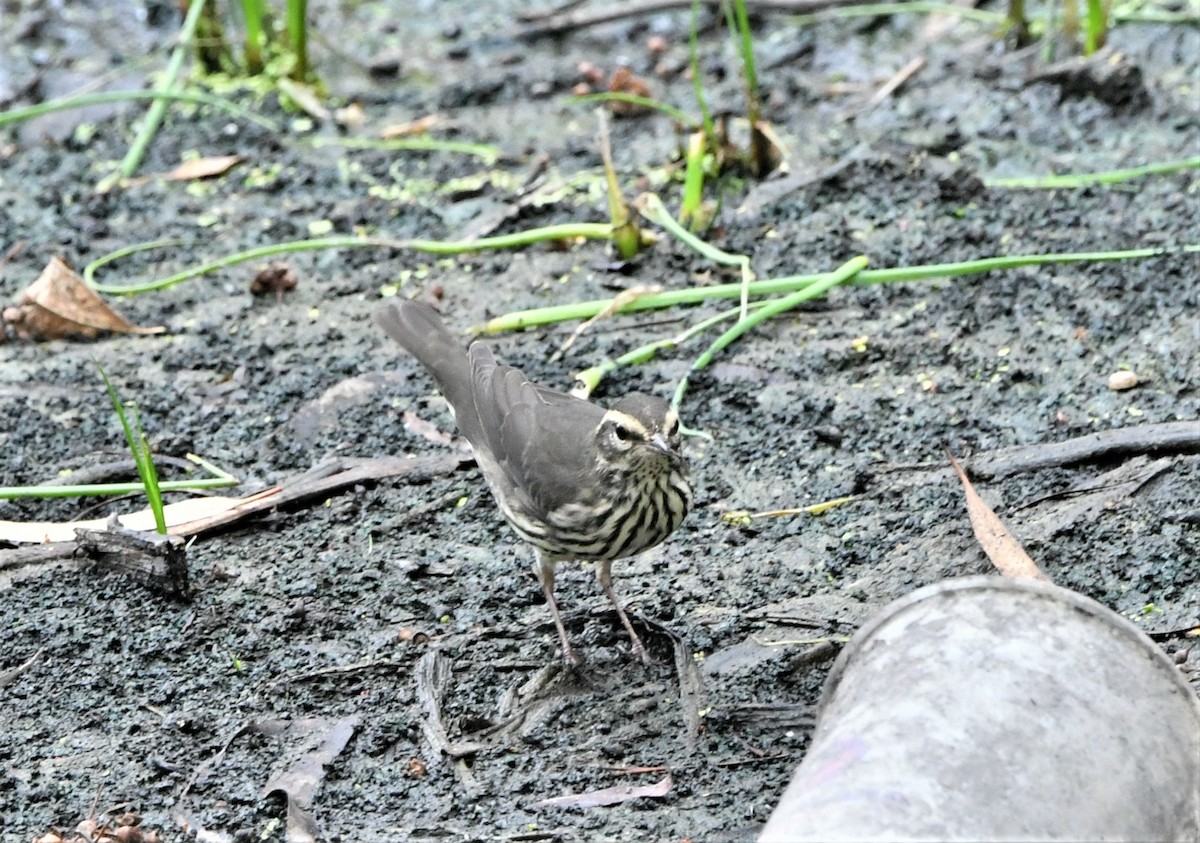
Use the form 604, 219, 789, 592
375, 301, 474, 412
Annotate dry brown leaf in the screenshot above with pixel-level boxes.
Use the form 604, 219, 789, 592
3, 257, 164, 341
165, 154, 244, 181
532, 775, 672, 809
947, 449, 1051, 581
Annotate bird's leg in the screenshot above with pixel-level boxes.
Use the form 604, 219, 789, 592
595, 559, 650, 664
533, 552, 580, 667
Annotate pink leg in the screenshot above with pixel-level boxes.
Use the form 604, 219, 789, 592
596, 559, 650, 664
534, 553, 580, 666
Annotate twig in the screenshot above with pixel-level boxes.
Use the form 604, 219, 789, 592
968, 420, 1200, 479
414, 652, 483, 792
0, 647, 44, 688
863, 55, 926, 110
515, 0, 862, 37
267, 659, 410, 690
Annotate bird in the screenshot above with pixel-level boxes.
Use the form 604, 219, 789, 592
376, 300, 692, 665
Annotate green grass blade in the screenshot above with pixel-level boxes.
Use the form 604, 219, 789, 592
984, 155, 1200, 189
475, 245, 1196, 333
690, 0, 716, 143
96, 363, 168, 534
567, 93, 697, 126
672, 256, 869, 409
241, 0, 267, 73
107, 0, 210, 187
0, 90, 278, 131
286, 0, 310, 80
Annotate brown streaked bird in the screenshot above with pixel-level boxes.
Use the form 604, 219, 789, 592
376, 300, 692, 665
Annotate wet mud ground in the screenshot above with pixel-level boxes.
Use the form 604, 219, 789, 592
1, 0, 1199, 839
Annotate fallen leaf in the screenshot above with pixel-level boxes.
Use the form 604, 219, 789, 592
290, 373, 403, 443
259, 716, 360, 843
2, 257, 164, 341
532, 774, 673, 809
165, 154, 244, 180
947, 449, 1051, 581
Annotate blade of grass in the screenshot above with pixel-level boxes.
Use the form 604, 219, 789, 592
0, 454, 239, 500
314, 135, 500, 163
0, 90, 279, 131
985, 156, 1200, 189
679, 130, 709, 230
286, 0, 310, 81
787, 1, 1007, 26
103, 0, 211, 189
573, 300, 770, 396
241, 0, 267, 74
689, 0, 717, 144
1084, 0, 1110, 53
726, 0, 773, 176
96, 364, 167, 534
567, 93, 697, 126
83, 239, 183, 287
87, 225, 613, 294
672, 256, 869, 409
475, 244, 1197, 333
597, 109, 641, 258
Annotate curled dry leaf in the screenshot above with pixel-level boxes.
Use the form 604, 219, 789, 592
1, 257, 164, 342
947, 449, 1051, 582
165, 154, 244, 181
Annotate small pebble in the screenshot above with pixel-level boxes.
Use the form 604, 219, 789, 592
1107, 370, 1138, 391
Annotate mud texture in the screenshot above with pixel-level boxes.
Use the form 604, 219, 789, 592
1, 1, 1198, 840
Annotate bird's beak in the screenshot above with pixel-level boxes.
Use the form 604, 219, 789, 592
649, 433, 677, 457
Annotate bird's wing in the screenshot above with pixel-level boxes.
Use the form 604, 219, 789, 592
468, 343, 603, 517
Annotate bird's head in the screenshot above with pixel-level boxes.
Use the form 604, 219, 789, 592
595, 393, 685, 467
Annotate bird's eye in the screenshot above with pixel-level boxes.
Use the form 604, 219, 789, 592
614, 424, 632, 441
666, 417, 680, 436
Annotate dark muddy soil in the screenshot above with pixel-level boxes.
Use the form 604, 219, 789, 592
2, 1, 1199, 840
